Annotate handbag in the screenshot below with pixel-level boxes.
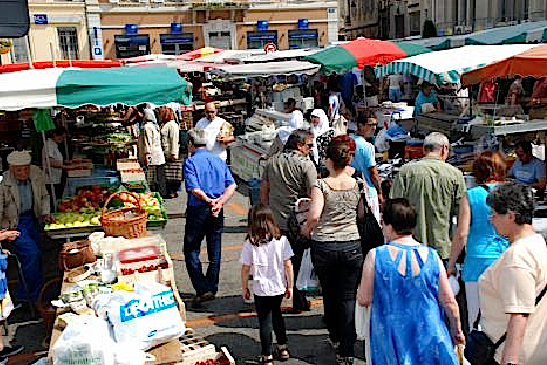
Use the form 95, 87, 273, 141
356, 179, 384, 256
465, 284, 547, 365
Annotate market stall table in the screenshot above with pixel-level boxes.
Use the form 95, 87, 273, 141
48, 249, 186, 364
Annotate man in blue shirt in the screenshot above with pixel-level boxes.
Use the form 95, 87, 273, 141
414, 83, 441, 116
351, 117, 382, 221
509, 140, 547, 190
184, 129, 236, 302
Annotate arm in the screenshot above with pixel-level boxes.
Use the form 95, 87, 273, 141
357, 250, 376, 307
532, 161, 546, 190
171, 123, 180, 159
284, 259, 294, 300
438, 257, 465, 345
300, 185, 324, 238
217, 183, 237, 207
448, 195, 471, 276
502, 314, 529, 364
241, 264, 251, 301
368, 165, 383, 204
260, 179, 270, 206
191, 189, 215, 205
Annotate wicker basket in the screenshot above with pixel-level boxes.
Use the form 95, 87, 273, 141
100, 191, 147, 238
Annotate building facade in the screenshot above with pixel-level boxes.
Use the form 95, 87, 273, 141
350, 0, 547, 40
86, 0, 338, 60
7, 0, 90, 63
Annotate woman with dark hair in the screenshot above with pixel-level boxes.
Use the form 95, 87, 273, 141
447, 151, 510, 330
301, 136, 365, 365
358, 199, 464, 365
474, 183, 547, 365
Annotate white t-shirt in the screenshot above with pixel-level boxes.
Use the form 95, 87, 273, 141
42, 138, 63, 185
195, 116, 228, 161
240, 235, 294, 297
288, 110, 304, 130
388, 74, 402, 90
329, 94, 342, 119
479, 233, 547, 364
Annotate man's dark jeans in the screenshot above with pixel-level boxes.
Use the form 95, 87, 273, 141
311, 239, 364, 358
254, 294, 288, 356
184, 205, 223, 296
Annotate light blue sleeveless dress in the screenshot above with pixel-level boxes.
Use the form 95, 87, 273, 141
463, 185, 510, 282
370, 244, 458, 365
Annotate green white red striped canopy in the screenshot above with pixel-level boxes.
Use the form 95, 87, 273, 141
0, 67, 192, 111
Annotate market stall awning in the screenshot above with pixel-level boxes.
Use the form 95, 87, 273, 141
376, 44, 539, 84
462, 44, 547, 84
214, 61, 321, 77
465, 20, 547, 45
304, 37, 431, 73
176, 47, 223, 61
0, 67, 192, 111
121, 54, 178, 64
0, 60, 122, 74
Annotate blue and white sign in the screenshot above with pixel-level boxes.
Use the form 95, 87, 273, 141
94, 47, 103, 56
125, 23, 139, 36
298, 19, 309, 30
256, 20, 269, 31
34, 14, 48, 24
171, 22, 182, 35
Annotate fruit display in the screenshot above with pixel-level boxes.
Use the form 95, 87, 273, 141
194, 357, 231, 365
46, 191, 166, 231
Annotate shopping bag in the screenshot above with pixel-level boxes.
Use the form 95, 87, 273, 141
456, 344, 471, 365
355, 302, 369, 340
295, 249, 319, 292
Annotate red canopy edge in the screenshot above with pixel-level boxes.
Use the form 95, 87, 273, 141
462, 45, 547, 85
340, 37, 407, 69
0, 60, 122, 74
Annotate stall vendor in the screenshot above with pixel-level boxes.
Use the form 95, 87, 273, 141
195, 102, 234, 162
0, 151, 50, 303
509, 140, 547, 191
414, 83, 441, 116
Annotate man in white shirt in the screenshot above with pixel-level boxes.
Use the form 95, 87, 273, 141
286, 98, 304, 130
195, 102, 234, 162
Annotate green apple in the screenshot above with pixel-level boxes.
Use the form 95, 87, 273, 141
91, 217, 100, 225
65, 222, 74, 228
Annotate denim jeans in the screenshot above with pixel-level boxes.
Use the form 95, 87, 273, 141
311, 239, 363, 358
14, 213, 43, 302
254, 294, 288, 356
184, 205, 223, 296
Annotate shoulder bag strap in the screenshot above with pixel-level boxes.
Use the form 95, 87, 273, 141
492, 283, 547, 348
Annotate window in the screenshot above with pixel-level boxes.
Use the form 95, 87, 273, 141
160, 34, 194, 55
247, 30, 277, 49
208, 31, 232, 49
410, 11, 421, 36
57, 27, 79, 60
288, 29, 318, 49
114, 35, 150, 58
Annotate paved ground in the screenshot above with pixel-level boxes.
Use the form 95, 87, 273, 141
5, 187, 366, 365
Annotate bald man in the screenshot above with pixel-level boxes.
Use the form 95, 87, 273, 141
195, 102, 234, 162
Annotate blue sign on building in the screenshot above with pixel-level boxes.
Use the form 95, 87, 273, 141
171, 23, 182, 35
125, 24, 139, 36
94, 47, 103, 56
34, 14, 48, 25
298, 19, 309, 30
256, 20, 269, 31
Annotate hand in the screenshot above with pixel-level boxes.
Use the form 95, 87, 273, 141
446, 263, 456, 278
242, 288, 251, 301
451, 328, 465, 345
300, 224, 311, 239
285, 288, 293, 300
0, 229, 19, 241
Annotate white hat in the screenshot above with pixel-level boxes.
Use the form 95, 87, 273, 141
7, 150, 31, 166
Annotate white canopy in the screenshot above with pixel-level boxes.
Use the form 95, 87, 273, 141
376, 44, 539, 84
214, 61, 321, 77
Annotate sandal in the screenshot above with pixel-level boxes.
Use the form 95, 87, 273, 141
274, 344, 290, 362
259, 355, 274, 365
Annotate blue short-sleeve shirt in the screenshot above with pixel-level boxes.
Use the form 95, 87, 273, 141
184, 149, 235, 207
351, 135, 378, 199
509, 157, 546, 185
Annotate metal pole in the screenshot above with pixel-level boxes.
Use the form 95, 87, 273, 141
50, 42, 56, 67
25, 35, 34, 69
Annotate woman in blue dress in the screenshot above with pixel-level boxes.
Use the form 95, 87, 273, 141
447, 151, 510, 330
357, 199, 464, 365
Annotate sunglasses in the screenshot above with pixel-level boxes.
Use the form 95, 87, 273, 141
307, 143, 314, 147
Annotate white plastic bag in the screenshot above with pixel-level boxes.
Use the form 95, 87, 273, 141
53, 315, 115, 365
113, 343, 149, 365
374, 129, 390, 152
106, 282, 185, 350
296, 249, 319, 292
